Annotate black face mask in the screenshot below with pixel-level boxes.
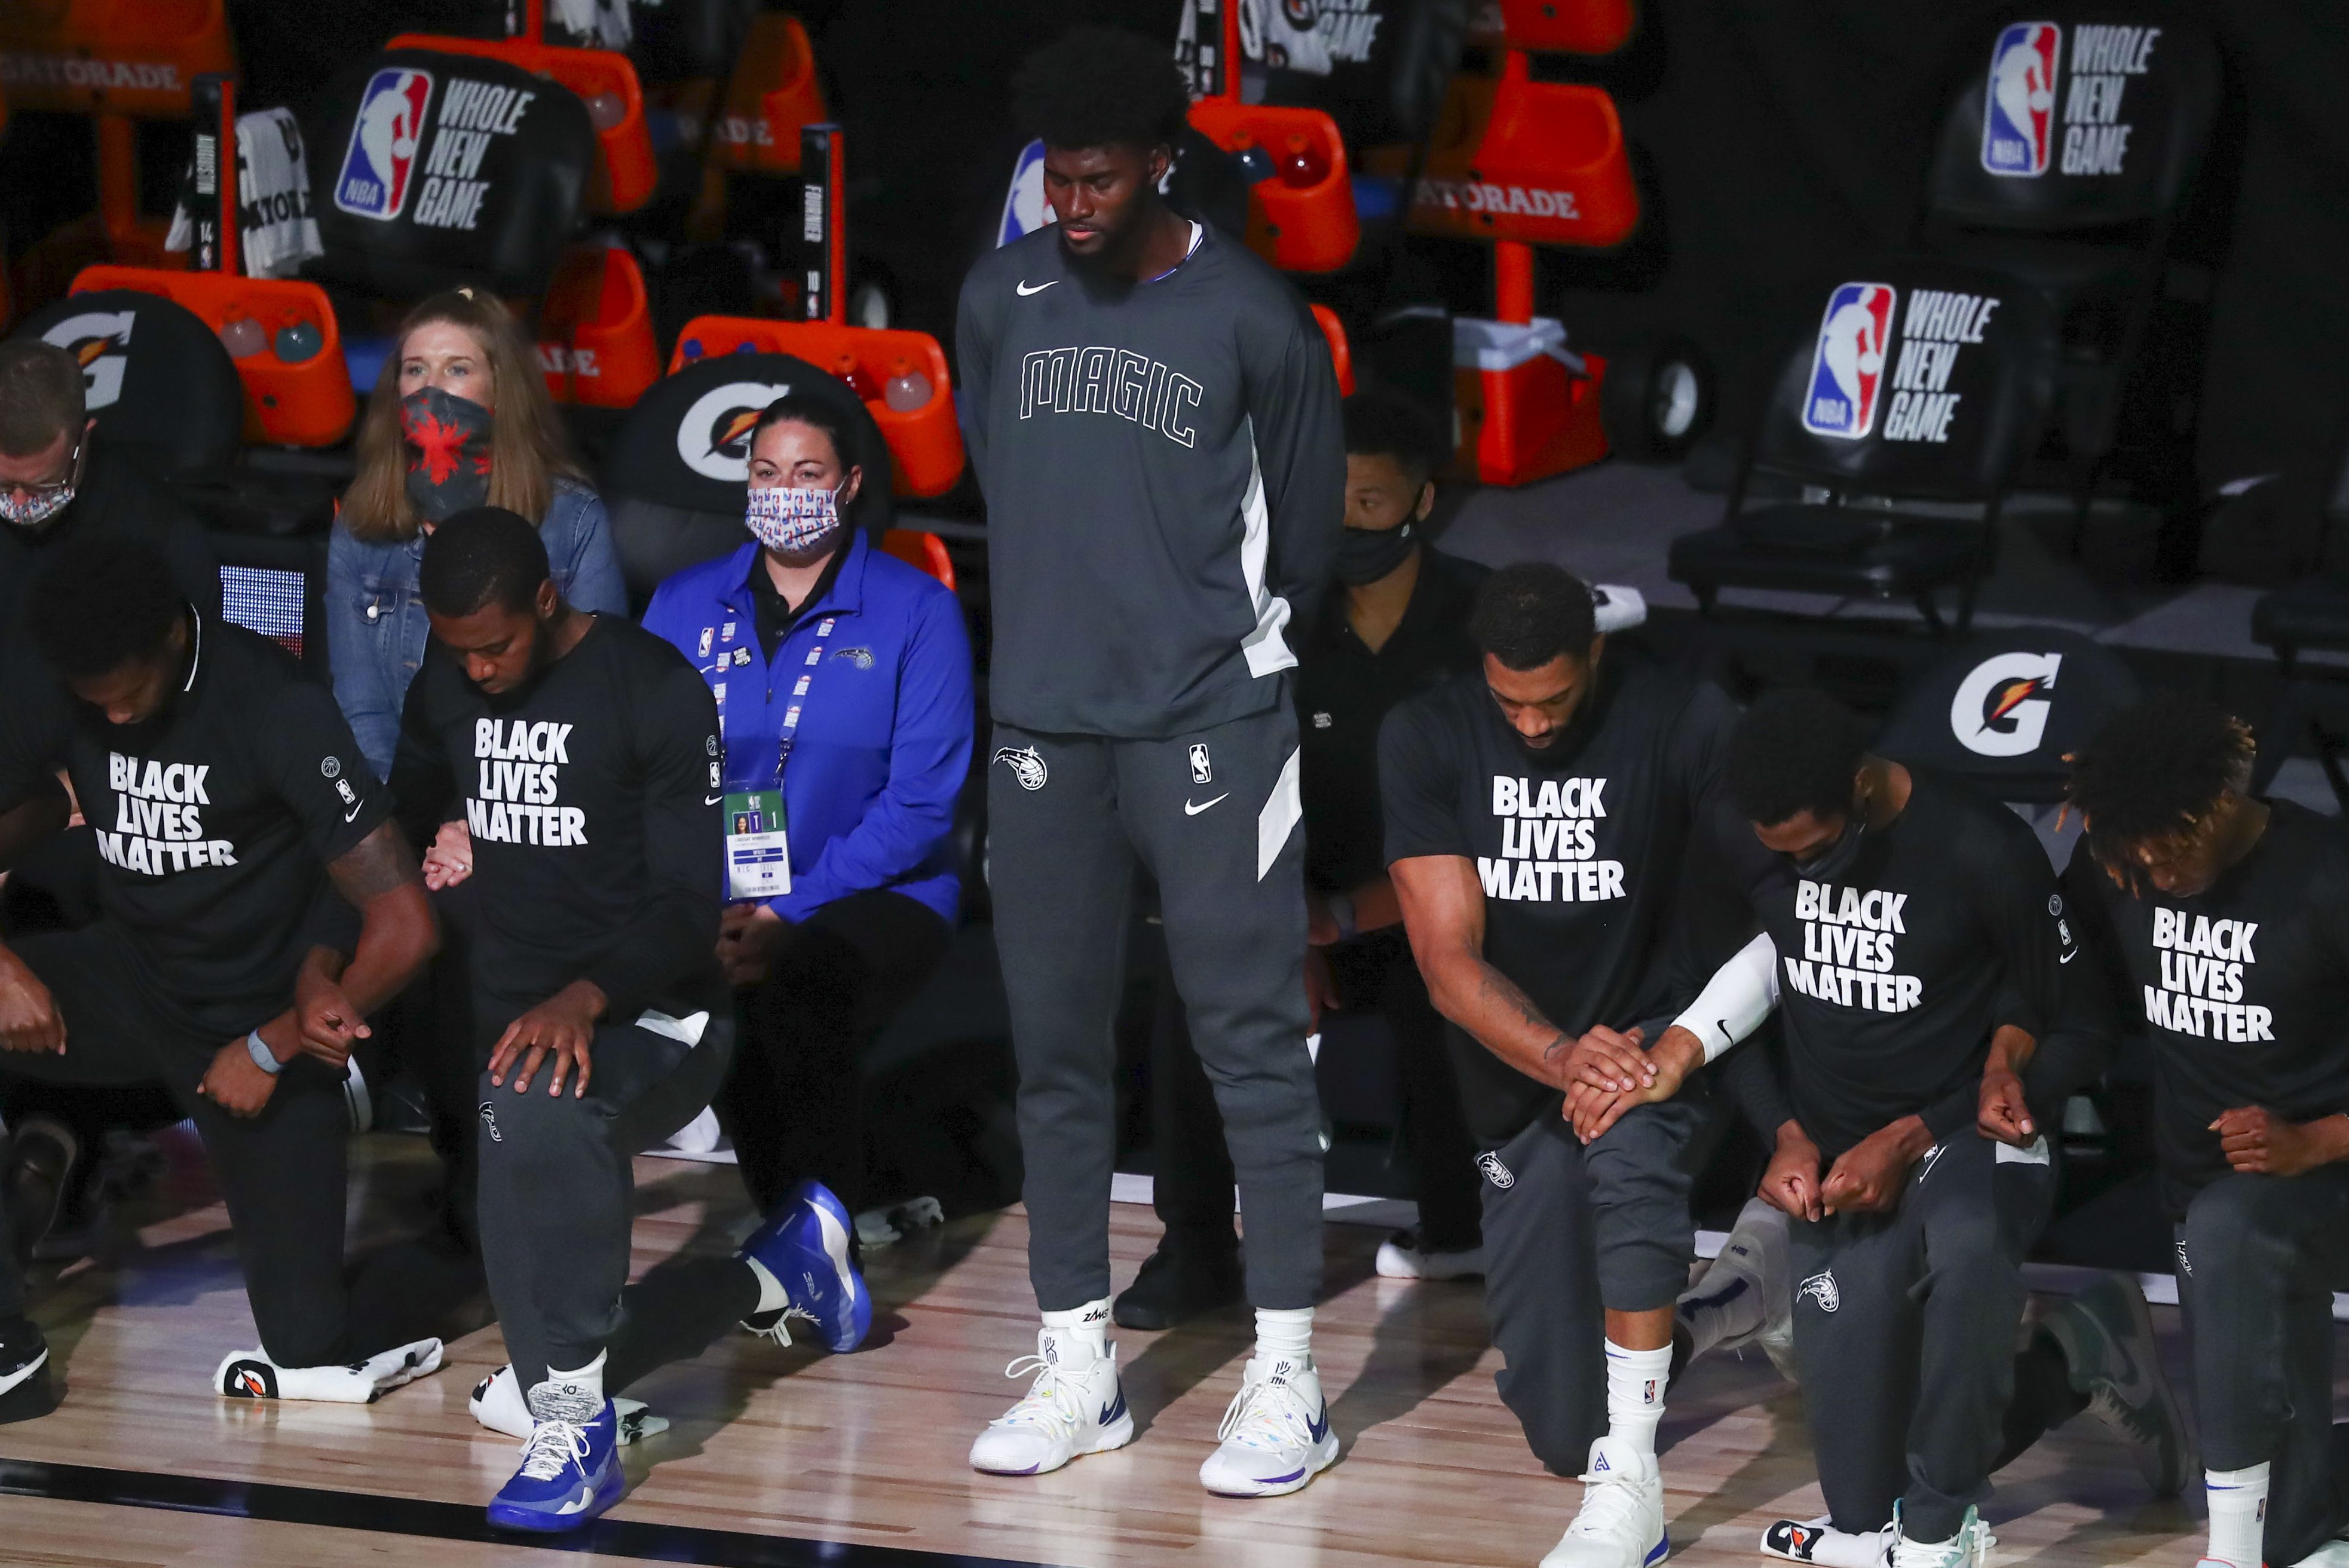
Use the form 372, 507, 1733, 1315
1334, 520, 1417, 586
400, 387, 493, 522
1791, 801, 1871, 881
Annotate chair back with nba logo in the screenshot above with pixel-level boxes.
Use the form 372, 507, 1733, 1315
1878, 626, 2141, 805
1924, 13, 2219, 235
1667, 262, 2056, 636
11, 289, 243, 482
302, 48, 596, 300
599, 351, 895, 607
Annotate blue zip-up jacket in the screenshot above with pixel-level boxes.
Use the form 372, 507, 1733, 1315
329, 479, 628, 779
642, 531, 972, 926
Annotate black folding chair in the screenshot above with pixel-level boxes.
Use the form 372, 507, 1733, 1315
1916, 11, 2222, 540
2248, 436, 2349, 806
1668, 261, 2057, 639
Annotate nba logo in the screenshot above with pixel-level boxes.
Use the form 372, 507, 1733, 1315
336, 68, 434, 220
1981, 23, 2061, 177
1801, 283, 1897, 440
1189, 743, 1213, 785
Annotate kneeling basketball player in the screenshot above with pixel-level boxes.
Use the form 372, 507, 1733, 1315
0, 538, 443, 1416
388, 509, 870, 1532
1679, 690, 2190, 1568
2065, 699, 2349, 1568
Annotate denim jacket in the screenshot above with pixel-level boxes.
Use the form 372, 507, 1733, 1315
327, 479, 629, 778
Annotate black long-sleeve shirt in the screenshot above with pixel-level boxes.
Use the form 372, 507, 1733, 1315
2060, 805, 2349, 1217
1701, 771, 2077, 1160
956, 222, 1343, 739
390, 616, 722, 1016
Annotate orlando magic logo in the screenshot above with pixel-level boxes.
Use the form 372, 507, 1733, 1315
1799, 1270, 1840, 1312
478, 1101, 502, 1143
993, 746, 1049, 791
1476, 1150, 1515, 1190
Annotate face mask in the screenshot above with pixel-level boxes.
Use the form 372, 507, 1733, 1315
1334, 520, 1416, 586
0, 442, 81, 531
745, 482, 846, 556
1791, 807, 1870, 882
400, 387, 493, 522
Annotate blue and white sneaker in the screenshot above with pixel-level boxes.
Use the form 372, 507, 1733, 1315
486, 1379, 623, 1533
969, 1325, 1134, 1475
740, 1179, 870, 1354
1198, 1353, 1340, 1497
1541, 1435, 1667, 1568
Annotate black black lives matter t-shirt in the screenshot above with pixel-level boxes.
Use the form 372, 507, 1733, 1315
1380, 654, 1737, 1144
1705, 771, 2074, 1160
2065, 803, 2349, 1217
0, 615, 384, 1045
390, 615, 724, 1018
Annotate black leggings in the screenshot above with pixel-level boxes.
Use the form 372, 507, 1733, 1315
716, 889, 950, 1215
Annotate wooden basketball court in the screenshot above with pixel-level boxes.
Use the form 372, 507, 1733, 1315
0, 1126, 2307, 1567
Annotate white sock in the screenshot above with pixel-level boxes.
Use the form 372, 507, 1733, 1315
1255, 1306, 1313, 1366
1042, 1297, 1111, 1359
746, 1254, 788, 1315
1677, 1271, 1767, 1359
2205, 1462, 2270, 1567
543, 1350, 606, 1406
1605, 1339, 1673, 1454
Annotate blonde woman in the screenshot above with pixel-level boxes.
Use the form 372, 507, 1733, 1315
327, 289, 625, 780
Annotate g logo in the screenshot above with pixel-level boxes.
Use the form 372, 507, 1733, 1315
676, 381, 794, 482
1949, 651, 2062, 758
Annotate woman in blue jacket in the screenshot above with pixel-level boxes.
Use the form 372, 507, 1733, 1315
328, 289, 627, 784
643, 394, 975, 1220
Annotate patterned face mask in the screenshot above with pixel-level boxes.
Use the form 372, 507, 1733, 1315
744, 481, 846, 556
0, 444, 81, 531
400, 387, 492, 522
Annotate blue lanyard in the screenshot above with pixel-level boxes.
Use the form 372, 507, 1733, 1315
770, 615, 837, 788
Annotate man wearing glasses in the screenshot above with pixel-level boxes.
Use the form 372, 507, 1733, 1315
0, 339, 219, 630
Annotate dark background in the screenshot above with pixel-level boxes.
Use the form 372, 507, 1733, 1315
5, 0, 2342, 498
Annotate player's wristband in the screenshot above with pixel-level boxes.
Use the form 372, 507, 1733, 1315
1670, 931, 1781, 1064
246, 1030, 284, 1076
1327, 891, 1358, 943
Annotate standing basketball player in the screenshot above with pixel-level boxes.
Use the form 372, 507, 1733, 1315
2063, 700, 2349, 1568
390, 510, 869, 1532
956, 28, 1344, 1495
1678, 690, 2190, 1568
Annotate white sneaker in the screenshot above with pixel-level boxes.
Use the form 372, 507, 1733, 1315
1376, 1227, 1487, 1281
2278, 1544, 2349, 1568
1198, 1353, 1340, 1497
1542, 1435, 1667, 1568
1762, 1515, 1892, 1568
1888, 1504, 1992, 1568
967, 1329, 1134, 1476
1681, 1198, 1795, 1380
215, 1337, 442, 1403
468, 1364, 667, 1444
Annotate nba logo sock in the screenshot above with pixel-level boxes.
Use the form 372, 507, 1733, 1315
1605, 1340, 1673, 1456
2204, 1462, 2270, 1568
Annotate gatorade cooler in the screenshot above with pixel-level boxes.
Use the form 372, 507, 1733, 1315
538, 244, 660, 409
386, 31, 655, 214
1453, 316, 1608, 487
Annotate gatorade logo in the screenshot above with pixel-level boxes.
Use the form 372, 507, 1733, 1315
676, 381, 792, 481
1950, 651, 2063, 757
41, 310, 136, 411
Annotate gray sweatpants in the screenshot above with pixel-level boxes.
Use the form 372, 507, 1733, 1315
474, 992, 741, 1390
2176, 1165, 2349, 1568
1477, 1083, 1725, 1475
987, 705, 1324, 1312
1790, 1131, 2056, 1541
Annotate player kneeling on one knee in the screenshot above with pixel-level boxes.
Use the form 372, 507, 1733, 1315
0, 538, 445, 1419
1688, 691, 2190, 1568
391, 508, 871, 1533
2063, 699, 2349, 1568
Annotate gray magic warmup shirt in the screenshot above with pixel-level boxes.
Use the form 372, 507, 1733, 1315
957, 222, 1343, 738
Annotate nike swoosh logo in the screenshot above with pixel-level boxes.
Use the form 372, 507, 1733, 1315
1184, 794, 1228, 816
1016, 280, 1057, 296
556, 1485, 596, 1515
705, 795, 725, 806
343, 802, 364, 823
1307, 1403, 1330, 1443
2059, 948, 2079, 964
